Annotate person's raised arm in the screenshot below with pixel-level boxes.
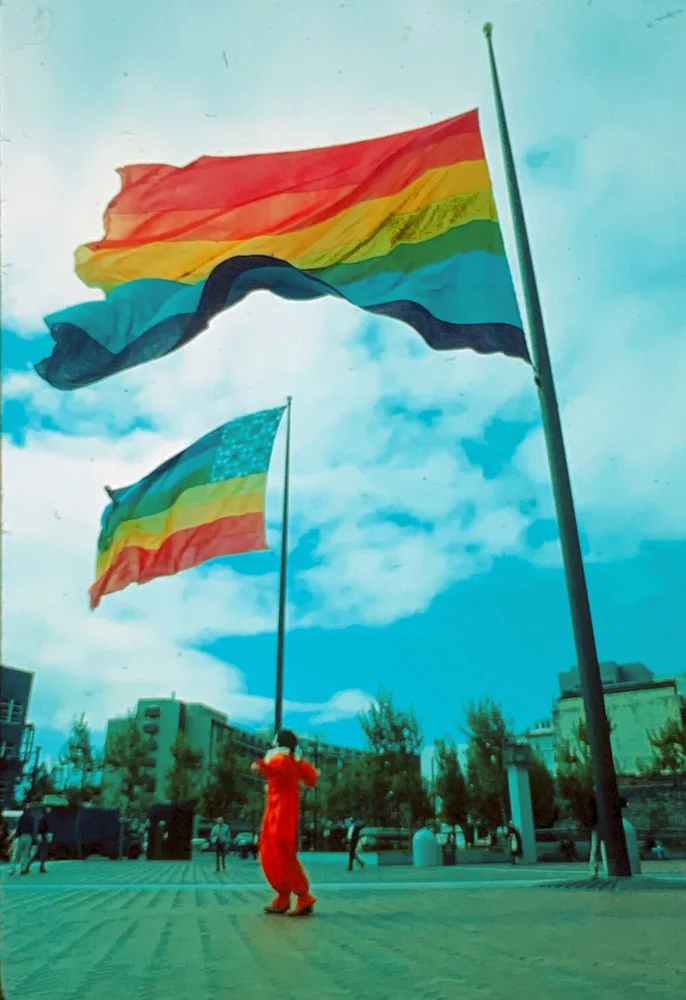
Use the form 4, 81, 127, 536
297, 759, 319, 788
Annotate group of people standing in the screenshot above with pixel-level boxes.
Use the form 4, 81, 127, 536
4, 804, 53, 876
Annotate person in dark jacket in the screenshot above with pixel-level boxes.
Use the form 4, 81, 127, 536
33, 807, 52, 873
346, 817, 365, 871
507, 822, 523, 865
10, 805, 35, 875
0, 813, 10, 863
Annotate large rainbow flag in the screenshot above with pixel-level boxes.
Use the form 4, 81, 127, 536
90, 407, 284, 609
37, 109, 528, 390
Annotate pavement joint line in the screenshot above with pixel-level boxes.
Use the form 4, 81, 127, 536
5, 876, 680, 892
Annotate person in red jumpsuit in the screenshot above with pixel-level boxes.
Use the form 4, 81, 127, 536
251, 729, 319, 916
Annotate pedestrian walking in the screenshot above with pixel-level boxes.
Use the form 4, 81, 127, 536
10, 805, 35, 876
34, 806, 53, 873
150, 820, 169, 860
211, 816, 230, 872
251, 728, 318, 917
507, 822, 523, 865
0, 813, 11, 864
346, 817, 365, 871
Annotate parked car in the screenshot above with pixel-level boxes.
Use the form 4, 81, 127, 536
230, 832, 258, 859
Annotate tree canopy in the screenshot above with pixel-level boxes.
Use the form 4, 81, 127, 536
104, 715, 156, 819
59, 713, 102, 807
165, 732, 203, 804
199, 732, 251, 819
434, 738, 469, 830
463, 698, 514, 831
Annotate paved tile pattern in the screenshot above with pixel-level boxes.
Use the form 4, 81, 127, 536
2, 858, 685, 1000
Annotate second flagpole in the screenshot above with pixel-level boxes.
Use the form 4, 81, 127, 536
274, 395, 292, 733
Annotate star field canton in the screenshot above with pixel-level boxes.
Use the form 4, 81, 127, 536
89, 407, 285, 608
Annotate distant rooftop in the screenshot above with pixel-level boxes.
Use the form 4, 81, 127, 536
558, 661, 655, 696
0, 664, 35, 678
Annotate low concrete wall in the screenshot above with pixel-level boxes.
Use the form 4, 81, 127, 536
377, 851, 413, 866
620, 781, 686, 831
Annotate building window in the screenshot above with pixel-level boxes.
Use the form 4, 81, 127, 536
143, 722, 159, 735
144, 706, 161, 718
0, 699, 24, 725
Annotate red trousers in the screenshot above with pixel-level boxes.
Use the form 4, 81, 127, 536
260, 839, 311, 900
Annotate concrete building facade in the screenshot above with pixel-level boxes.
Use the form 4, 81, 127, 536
101, 697, 371, 811
0, 666, 35, 807
522, 719, 557, 774
553, 662, 685, 776
101, 698, 224, 807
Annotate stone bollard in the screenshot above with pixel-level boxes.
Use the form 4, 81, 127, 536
412, 827, 440, 867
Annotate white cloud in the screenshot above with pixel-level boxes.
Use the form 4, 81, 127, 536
2, 306, 533, 731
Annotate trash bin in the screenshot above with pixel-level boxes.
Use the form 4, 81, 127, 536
412, 828, 440, 867
442, 843, 457, 866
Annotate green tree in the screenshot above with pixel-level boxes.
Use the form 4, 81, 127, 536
464, 699, 514, 833
59, 713, 102, 807
434, 739, 469, 833
556, 717, 595, 828
237, 779, 266, 831
316, 757, 374, 824
358, 688, 428, 828
528, 751, 559, 829
21, 763, 58, 806
200, 733, 250, 818
645, 717, 686, 784
166, 732, 203, 804
104, 716, 155, 821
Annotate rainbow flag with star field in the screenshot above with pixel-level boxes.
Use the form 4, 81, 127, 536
90, 406, 284, 609
36, 109, 528, 390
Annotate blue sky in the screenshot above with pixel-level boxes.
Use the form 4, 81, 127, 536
2, 0, 685, 763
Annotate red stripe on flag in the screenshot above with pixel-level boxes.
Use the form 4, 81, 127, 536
105, 111, 483, 218
90, 512, 266, 608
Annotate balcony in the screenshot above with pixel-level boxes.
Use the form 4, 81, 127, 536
144, 739, 158, 752
144, 706, 161, 719
0, 699, 25, 726
143, 722, 159, 735
20, 723, 35, 765
143, 757, 157, 769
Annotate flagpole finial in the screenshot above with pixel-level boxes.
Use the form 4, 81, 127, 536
286, 395, 292, 406
483, 22, 494, 39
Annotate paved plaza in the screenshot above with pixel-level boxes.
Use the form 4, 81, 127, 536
1, 856, 685, 1000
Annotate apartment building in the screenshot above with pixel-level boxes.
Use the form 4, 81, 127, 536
0, 666, 35, 807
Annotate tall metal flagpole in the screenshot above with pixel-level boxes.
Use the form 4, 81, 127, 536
274, 396, 292, 734
483, 22, 631, 877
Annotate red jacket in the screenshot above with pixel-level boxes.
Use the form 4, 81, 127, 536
254, 749, 318, 849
